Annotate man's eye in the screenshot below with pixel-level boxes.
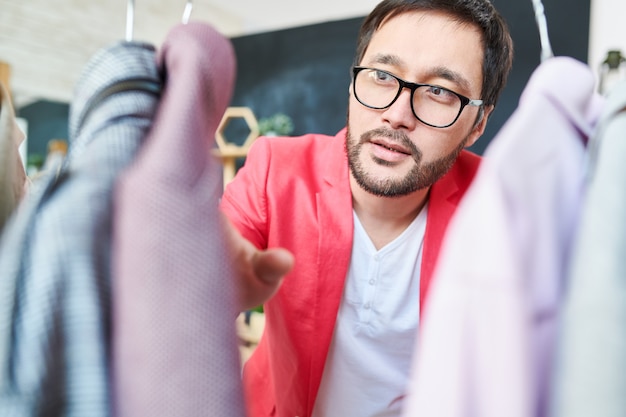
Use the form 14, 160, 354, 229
430, 86, 444, 96
374, 70, 393, 82
428, 86, 454, 99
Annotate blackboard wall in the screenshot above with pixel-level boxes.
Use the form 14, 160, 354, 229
20, 0, 590, 158
226, 17, 360, 142
19, 100, 71, 161
227, 0, 591, 155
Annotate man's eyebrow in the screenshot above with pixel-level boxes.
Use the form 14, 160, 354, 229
365, 53, 403, 67
363, 55, 474, 92
429, 66, 471, 92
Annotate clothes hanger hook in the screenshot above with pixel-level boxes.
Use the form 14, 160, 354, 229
126, 0, 135, 42
531, 0, 554, 62
182, 0, 193, 24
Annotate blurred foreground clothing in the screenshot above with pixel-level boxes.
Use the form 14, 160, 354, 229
0, 41, 161, 416
402, 56, 604, 417
112, 22, 244, 417
551, 79, 626, 417
0, 81, 27, 234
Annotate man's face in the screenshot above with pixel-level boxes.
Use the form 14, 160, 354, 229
347, 10, 489, 197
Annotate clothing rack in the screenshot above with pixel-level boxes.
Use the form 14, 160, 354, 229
126, 0, 194, 41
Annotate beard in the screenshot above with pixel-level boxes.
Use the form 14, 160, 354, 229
346, 124, 468, 198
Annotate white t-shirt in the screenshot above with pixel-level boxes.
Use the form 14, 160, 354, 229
312, 205, 428, 417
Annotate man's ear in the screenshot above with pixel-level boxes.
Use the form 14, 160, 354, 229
465, 104, 494, 148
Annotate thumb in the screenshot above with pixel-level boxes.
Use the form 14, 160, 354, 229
253, 248, 295, 285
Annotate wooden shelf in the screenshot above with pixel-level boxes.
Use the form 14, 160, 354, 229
214, 106, 260, 189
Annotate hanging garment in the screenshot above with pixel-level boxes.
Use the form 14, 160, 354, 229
550, 79, 626, 417
112, 22, 243, 417
401, 56, 604, 417
0, 41, 161, 416
0, 81, 27, 234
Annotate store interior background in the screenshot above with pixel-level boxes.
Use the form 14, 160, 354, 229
1, 0, 625, 170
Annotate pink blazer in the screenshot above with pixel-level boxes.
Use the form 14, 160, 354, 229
220, 128, 480, 417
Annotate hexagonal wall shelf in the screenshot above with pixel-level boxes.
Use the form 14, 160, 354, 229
215, 106, 259, 151
213, 106, 260, 189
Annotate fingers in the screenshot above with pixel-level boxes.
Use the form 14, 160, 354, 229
253, 248, 294, 285
239, 247, 294, 310
221, 214, 294, 310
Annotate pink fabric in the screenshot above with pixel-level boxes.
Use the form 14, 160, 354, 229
402, 57, 604, 417
112, 22, 243, 417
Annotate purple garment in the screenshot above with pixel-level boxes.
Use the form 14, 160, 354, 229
112, 22, 243, 417
402, 57, 604, 417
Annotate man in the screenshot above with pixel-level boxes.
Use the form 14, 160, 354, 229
221, 0, 513, 416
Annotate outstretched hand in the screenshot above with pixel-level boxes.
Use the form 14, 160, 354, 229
222, 214, 294, 311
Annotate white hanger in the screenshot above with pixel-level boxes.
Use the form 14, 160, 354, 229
126, 0, 135, 42
531, 0, 554, 62
125, 0, 193, 42
182, 0, 193, 24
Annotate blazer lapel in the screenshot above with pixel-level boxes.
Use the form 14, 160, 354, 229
420, 151, 481, 314
306, 130, 353, 416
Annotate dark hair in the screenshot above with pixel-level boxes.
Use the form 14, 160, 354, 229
353, 0, 513, 108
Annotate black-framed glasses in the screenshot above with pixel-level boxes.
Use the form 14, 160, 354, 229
352, 66, 483, 128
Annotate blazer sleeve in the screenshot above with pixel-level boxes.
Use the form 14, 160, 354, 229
220, 137, 272, 250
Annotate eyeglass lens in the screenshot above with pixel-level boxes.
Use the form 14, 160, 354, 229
354, 68, 464, 128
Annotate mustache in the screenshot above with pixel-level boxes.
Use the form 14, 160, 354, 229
360, 127, 421, 164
